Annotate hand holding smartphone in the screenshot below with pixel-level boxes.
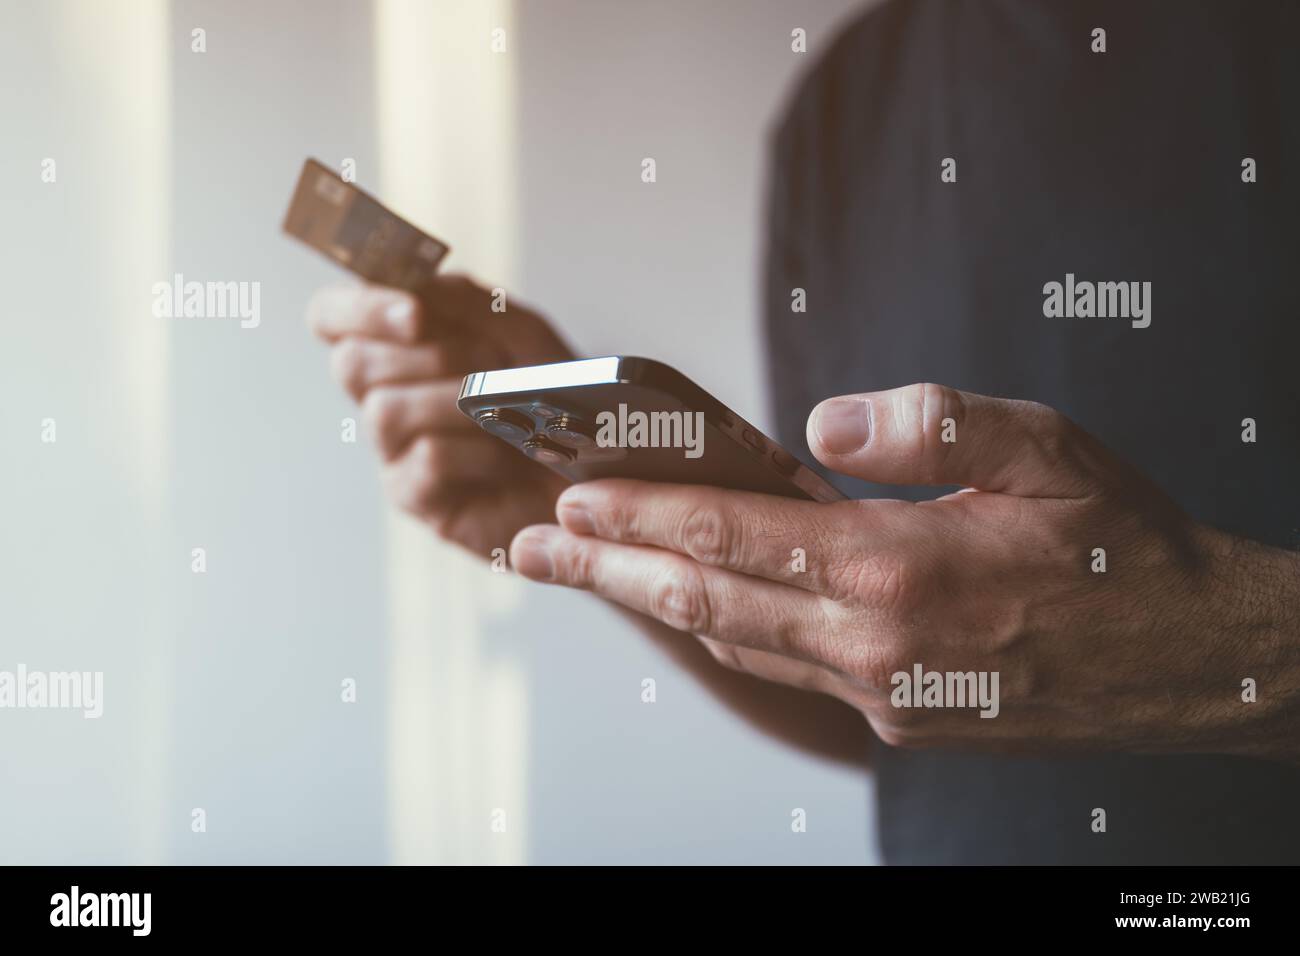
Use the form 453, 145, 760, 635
284, 158, 842, 520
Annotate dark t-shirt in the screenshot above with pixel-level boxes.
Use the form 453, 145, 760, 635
763, 0, 1300, 864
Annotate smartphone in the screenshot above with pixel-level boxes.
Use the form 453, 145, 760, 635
280, 161, 841, 502
458, 357, 845, 502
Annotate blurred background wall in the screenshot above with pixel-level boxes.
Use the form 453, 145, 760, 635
0, 0, 873, 865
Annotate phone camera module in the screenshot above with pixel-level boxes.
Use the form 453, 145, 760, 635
475, 407, 534, 442
543, 414, 597, 450
522, 436, 577, 466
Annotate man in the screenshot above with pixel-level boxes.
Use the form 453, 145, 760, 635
307, 1, 1300, 863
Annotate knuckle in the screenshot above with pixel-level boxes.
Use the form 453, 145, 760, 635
848, 638, 905, 693
330, 339, 368, 396
600, 496, 641, 542
821, 555, 868, 603
395, 476, 436, 517
304, 286, 342, 331
842, 553, 925, 618
700, 638, 744, 673
1022, 400, 1073, 460
652, 562, 713, 635
911, 382, 963, 483
870, 691, 933, 746
890, 385, 933, 476
823, 613, 905, 688
870, 559, 913, 612
678, 504, 737, 566
872, 720, 919, 750
362, 388, 403, 455
553, 537, 595, 589
387, 445, 444, 516
367, 289, 418, 338
413, 434, 445, 476
408, 443, 445, 504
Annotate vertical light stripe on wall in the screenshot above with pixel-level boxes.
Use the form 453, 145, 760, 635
374, 0, 526, 866
55, 0, 173, 863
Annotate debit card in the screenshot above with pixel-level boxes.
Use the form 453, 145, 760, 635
282, 158, 450, 292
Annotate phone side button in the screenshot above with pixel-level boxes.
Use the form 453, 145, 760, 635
771, 448, 799, 477
741, 427, 764, 451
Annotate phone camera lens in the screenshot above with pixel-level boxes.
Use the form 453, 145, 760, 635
475, 407, 534, 441
544, 414, 597, 450
522, 436, 577, 466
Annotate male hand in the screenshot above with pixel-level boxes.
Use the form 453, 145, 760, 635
307, 276, 572, 555
510, 383, 1300, 759
306, 278, 871, 764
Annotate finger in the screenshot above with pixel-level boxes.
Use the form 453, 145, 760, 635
362, 381, 476, 460
806, 382, 1118, 498
509, 524, 831, 661
307, 285, 421, 344
554, 479, 908, 599
420, 274, 572, 362
330, 337, 502, 401
697, 636, 846, 698
381, 434, 519, 514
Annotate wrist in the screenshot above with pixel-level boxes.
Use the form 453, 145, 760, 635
1197, 526, 1300, 762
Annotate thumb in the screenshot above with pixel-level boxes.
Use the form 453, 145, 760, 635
805, 383, 1113, 498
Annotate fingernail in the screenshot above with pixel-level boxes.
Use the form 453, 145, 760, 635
384, 298, 416, 338
512, 531, 555, 581
815, 398, 871, 454
558, 501, 595, 535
